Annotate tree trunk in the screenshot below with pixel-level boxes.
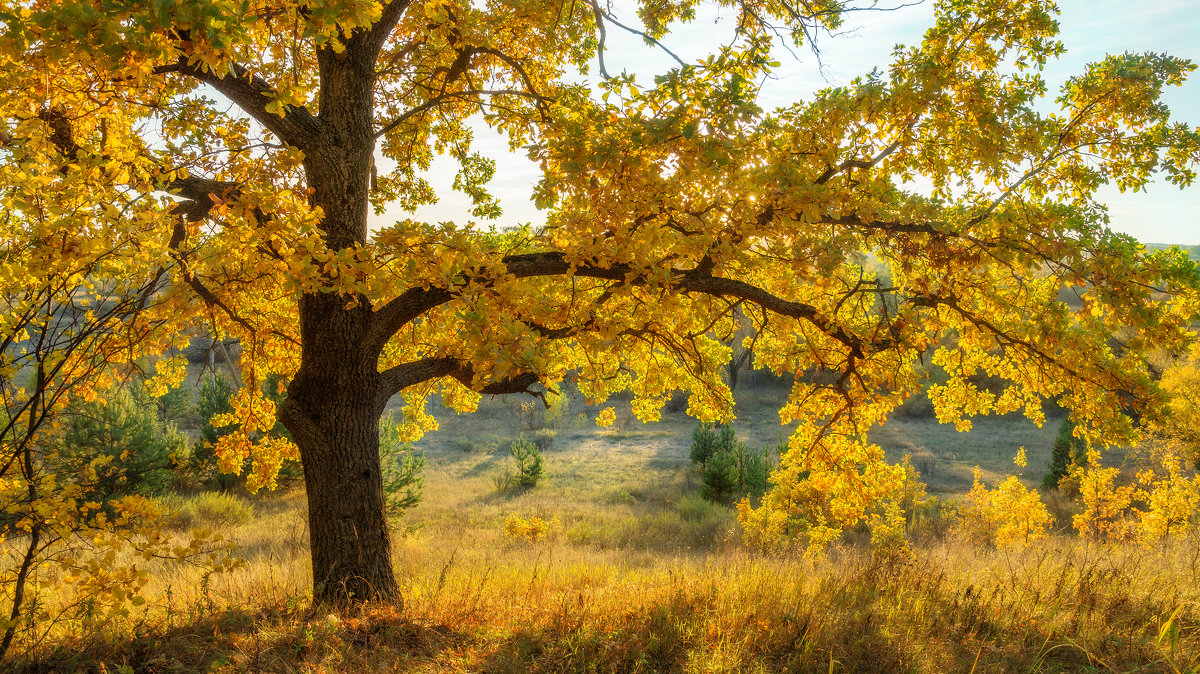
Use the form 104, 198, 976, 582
279, 294, 398, 604
276, 42, 398, 604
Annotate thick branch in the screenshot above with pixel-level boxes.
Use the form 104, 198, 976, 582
165, 176, 241, 220
367, 286, 453, 348
371, 250, 885, 369
813, 140, 902, 185
363, 0, 415, 62
154, 57, 326, 148
681, 275, 875, 356
24, 105, 294, 352
376, 356, 540, 407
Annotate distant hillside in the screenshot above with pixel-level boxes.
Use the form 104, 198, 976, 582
1145, 243, 1200, 262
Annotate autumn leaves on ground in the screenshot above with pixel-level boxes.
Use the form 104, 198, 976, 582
8, 374, 1200, 673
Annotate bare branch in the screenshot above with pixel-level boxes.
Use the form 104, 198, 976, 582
375, 89, 552, 139
588, 0, 613, 80
594, 7, 687, 70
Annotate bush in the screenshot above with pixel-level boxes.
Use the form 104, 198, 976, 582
532, 429, 556, 452
690, 423, 738, 466
54, 387, 189, 500
493, 470, 518, 495
510, 437, 545, 488
517, 400, 542, 430
908, 447, 939, 478
956, 451, 1052, 547
691, 423, 773, 503
1044, 417, 1088, 490
504, 513, 561, 543
701, 449, 742, 504
379, 413, 426, 518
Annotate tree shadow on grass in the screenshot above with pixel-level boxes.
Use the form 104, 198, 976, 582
5, 602, 468, 673
6, 562, 1159, 673
456, 449, 511, 481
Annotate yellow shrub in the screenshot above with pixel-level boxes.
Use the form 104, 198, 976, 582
868, 455, 931, 554
737, 425, 915, 553
955, 449, 1051, 547
1072, 449, 1136, 542
504, 514, 562, 543
1134, 448, 1200, 543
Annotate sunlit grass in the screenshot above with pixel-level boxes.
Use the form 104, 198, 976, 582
9, 389, 1199, 671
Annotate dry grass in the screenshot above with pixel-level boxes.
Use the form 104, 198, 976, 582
17, 533, 1200, 672
8, 386, 1196, 672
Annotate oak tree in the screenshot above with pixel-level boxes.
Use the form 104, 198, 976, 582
2, 0, 1198, 603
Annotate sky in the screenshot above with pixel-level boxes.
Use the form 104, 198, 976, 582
383, 0, 1200, 245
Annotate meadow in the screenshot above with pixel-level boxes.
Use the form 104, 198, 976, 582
7, 379, 1200, 673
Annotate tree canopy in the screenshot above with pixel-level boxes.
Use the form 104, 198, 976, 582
1, 0, 1198, 601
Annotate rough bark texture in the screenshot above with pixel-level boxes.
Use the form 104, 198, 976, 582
280, 298, 397, 603
274, 40, 401, 604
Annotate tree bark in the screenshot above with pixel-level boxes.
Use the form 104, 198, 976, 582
276, 42, 399, 602
279, 294, 398, 604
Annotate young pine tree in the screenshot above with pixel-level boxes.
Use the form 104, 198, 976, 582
510, 437, 545, 488
378, 413, 426, 518
54, 387, 189, 500
1044, 418, 1088, 490
190, 374, 238, 489
701, 450, 743, 504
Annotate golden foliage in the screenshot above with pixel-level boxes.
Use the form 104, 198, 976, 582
738, 422, 930, 553
504, 514, 562, 543
1134, 447, 1200, 544
1148, 346, 1200, 461
2, 0, 1199, 607
955, 449, 1052, 547
1072, 449, 1138, 542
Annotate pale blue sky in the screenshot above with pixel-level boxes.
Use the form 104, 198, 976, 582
385, 0, 1200, 245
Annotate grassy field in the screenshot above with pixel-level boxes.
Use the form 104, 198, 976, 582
9, 383, 1200, 672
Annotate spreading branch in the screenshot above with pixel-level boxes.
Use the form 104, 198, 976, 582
376, 356, 541, 408
370, 248, 890, 395
375, 89, 552, 139
154, 56, 326, 149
